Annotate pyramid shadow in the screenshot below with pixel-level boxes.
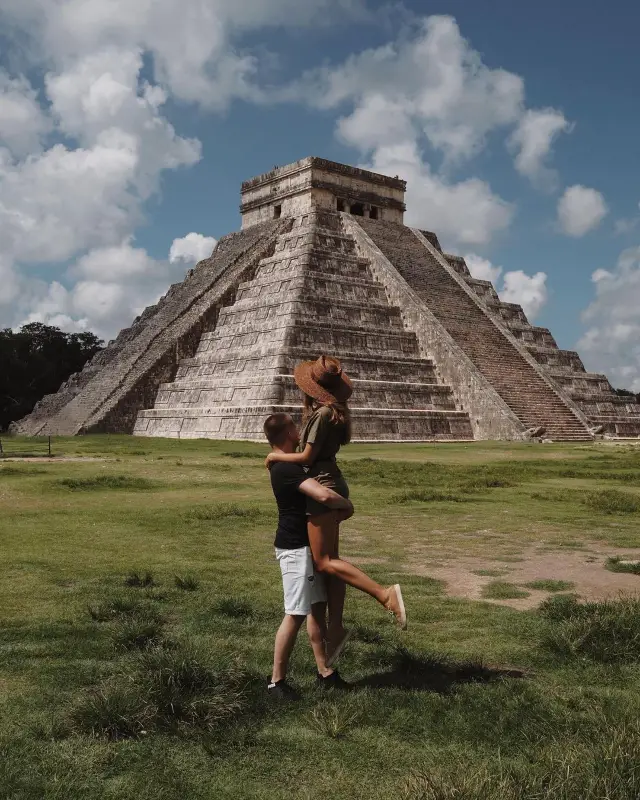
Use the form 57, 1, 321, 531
352, 649, 527, 694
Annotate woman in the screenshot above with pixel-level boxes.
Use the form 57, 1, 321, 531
266, 354, 407, 664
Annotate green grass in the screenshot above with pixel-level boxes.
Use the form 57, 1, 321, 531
2, 435, 640, 798
524, 579, 575, 592
57, 474, 156, 491
480, 581, 531, 600
606, 556, 640, 576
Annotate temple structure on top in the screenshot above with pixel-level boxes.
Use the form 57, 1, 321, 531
13, 157, 640, 442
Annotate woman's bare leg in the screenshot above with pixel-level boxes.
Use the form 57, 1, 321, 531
308, 513, 388, 604
307, 602, 333, 678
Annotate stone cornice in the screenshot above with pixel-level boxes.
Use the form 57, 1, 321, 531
241, 156, 406, 194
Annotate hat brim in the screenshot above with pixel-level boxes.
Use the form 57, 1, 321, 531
293, 360, 353, 405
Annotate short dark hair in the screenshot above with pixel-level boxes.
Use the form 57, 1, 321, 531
263, 413, 293, 446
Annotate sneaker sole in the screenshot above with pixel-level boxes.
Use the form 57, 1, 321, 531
393, 584, 407, 630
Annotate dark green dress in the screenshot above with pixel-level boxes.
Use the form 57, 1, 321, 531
300, 406, 349, 517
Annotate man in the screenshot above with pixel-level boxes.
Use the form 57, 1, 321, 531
264, 412, 353, 699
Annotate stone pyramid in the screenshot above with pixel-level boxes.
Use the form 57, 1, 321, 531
15, 157, 640, 442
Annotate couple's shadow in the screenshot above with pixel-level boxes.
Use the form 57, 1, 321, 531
350, 647, 526, 694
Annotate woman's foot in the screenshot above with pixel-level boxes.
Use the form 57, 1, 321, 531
383, 584, 407, 630
325, 628, 352, 668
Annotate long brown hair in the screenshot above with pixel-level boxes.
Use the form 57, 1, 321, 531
302, 394, 352, 445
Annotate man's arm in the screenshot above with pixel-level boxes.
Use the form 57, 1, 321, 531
298, 478, 354, 518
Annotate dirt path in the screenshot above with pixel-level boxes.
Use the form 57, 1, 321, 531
408, 544, 640, 609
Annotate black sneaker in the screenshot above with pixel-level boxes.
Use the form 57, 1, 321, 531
316, 670, 352, 691
267, 679, 301, 701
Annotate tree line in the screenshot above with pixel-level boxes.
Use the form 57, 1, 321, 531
1, 323, 103, 431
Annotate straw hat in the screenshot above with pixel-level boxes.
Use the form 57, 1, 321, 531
293, 354, 353, 405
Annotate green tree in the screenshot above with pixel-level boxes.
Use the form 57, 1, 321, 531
0, 323, 103, 431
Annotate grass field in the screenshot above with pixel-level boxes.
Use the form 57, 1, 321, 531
2, 436, 640, 799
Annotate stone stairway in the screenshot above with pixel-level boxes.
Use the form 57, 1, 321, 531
135, 211, 473, 441
357, 218, 593, 441
446, 254, 640, 438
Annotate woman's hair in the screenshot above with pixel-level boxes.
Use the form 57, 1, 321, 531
302, 394, 352, 445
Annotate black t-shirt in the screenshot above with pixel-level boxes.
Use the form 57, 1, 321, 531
270, 463, 309, 549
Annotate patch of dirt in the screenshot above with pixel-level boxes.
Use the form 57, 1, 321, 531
409, 544, 640, 609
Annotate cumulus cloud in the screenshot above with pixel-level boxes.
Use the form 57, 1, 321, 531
295, 15, 525, 164
0, 71, 51, 157
20, 237, 215, 340
369, 143, 513, 246
500, 269, 548, 320
280, 16, 531, 247
464, 253, 503, 284
169, 233, 218, 265
558, 185, 608, 237
0, 0, 362, 338
578, 247, 640, 391
508, 108, 572, 189
1, 0, 368, 109
614, 202, 640, 235
464, 253, 548, 320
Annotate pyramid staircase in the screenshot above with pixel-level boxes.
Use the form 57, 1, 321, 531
134, 211, 473, 441
356, 218, 593, 441
445, 256, 640, 438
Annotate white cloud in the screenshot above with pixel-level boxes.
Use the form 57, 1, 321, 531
0, 72, 51, 157
578, 247, 640, 391
0, 0, 372, 339
500, 269, 548, 320
295, 15, 525, 164
464, 253, 503, 284
558, 185, 608, 237
614, 202, 640, 235
508, 108, 572, 189
1, 0, 368, 109
21, 241, 186, 340
169, 233, 218, 265
367, 143, 514, 249
464, 253, 548, 320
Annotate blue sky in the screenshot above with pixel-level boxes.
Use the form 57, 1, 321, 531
1, 0, 639, 389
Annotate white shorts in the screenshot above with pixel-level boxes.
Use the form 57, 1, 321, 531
275, 546, 327, 616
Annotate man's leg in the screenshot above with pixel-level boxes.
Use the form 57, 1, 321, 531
271, 614, 305, 684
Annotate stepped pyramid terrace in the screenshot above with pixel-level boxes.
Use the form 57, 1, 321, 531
13, 157, 640, 442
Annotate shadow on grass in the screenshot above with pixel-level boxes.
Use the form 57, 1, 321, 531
353, 648, 526, 694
